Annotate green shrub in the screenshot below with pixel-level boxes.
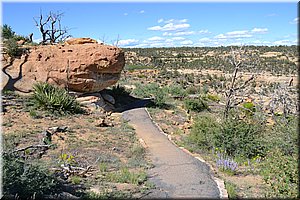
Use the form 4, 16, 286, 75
186, 115, 221, 151
2, 24, 15, 39
132, 83, 159, 98
206, 93, 220, 102
3, 152, 60, 199
186, 86, 199, 94
268, 116, 297, 156
32, 82, 83, 115
128, 144, 147, 167
184, 98, 209, 112
261, 148, 298, 198
125, 65, 153, 71
99, 162, 108, 173
225, 181, 238, 198
13, 34, 28, 42
242, 102, 256, 115
168, 84, 187, 97
71, 176, 81, 185
107, 167, 147, 185
153, 87, 168, 108
84, 190, 132, 199
132, 83, 168, 108
111, 84, 131, 96
215, 117, 266, 158
3, 38, 19, 57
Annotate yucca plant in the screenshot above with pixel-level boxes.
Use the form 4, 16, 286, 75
32, 82, 82, 115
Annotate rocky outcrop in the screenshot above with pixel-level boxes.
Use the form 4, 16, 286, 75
65, 38, 98, 45
76, 92, 115, 112
1, 42, 125, 93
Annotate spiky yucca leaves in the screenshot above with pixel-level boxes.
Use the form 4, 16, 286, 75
32, 82, 82, 115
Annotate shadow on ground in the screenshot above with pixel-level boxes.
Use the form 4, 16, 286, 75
102, 88, 154, 113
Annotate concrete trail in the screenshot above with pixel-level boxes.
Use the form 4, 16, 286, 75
122, 106, 220, 199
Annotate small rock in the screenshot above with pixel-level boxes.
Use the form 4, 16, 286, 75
41, 130, 52, 144
56, 191, 80, 199
101, 93, 115, 105
16, 40, 25, 45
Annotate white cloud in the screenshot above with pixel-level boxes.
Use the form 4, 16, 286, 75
148, 23, 190, 31
251, 40, 271, 45
273, 39, 296, 46
162, 32, 171, 36
212, 28, 268, 41
180, 40, 193, 45
165, 39, 173, 43
227, 42, 243, 46
174, 31, 195, 36
148, 18, 190, 32
198, 30, 210, 34
198, 37, 212, 43
163, 31, 195, 36
214, 34, 227, 39
33, 38, 42, 43
147, 36, 165, 41
130, 43, 148, 48
124, 13, 128, 16
164, 37, 185, 43
139, 10, 145, 14
158, 18, 164, 23
251, 28, 268, 34
148, 26, 162, 31
118, 39, 139, 46
169, 23, 190, 31
214, 31, 252, 39
165, 23, 190, 31
290, 17, 299, 24
148, 42, 168, 47
227, 30, 249, 35
172, 37, 185, 41
164, 19, 188, 23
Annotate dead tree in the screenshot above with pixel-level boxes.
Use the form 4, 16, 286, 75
34, 11, 71, 44
28, 33, 33, 43
269, 83, 297, 121
111, 34, 120, 47
224, 46, 258, 118
34, 11, 50, 44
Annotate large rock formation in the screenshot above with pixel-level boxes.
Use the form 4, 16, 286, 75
64, 37, 98, 45
1, 42, 125, 93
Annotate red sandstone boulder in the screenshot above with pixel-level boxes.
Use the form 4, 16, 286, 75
1, 43, 125, 93
65, 37, 98, 45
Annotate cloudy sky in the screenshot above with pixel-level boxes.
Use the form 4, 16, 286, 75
2, 2, 298, 47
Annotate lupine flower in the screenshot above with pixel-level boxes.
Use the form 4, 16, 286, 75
215, 153, 238, 173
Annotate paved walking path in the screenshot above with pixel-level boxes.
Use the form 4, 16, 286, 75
122, 105, 221, 198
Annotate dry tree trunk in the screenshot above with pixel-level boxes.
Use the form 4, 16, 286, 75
224, 46, 257, 118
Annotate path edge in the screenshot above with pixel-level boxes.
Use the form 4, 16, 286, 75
144, 107, 229, 199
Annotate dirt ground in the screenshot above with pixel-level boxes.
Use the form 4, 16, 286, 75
2, 92, 152, 198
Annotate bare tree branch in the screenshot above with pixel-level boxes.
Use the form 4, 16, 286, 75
34, 10, 70, 44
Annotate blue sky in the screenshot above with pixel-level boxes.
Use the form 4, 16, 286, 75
2, 2, 298, 47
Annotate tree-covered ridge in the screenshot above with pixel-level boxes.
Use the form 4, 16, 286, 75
123, 45, 298, 75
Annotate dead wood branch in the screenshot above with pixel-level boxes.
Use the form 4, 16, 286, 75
224, 46, 258, 118
55, 164, 93, 177
13, 144, 52, 152
34, 10, 70, 44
